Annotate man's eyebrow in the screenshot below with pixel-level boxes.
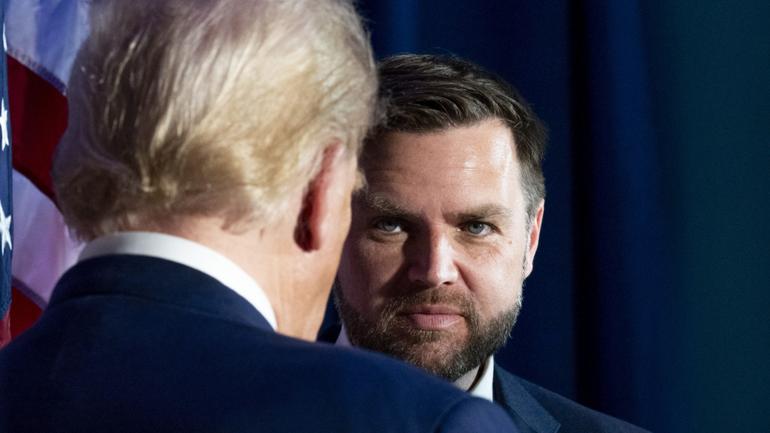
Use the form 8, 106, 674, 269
450, 204, 514, 221
354, 193, 413, 218
355, 194, 514, 222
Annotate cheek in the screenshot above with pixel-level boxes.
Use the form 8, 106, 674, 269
458, 241, 524, 316
339, 235, 405, 313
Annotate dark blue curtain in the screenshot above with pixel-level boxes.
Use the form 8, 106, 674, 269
331, 1, 770, 431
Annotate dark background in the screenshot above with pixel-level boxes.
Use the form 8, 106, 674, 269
327, 1, 770, 431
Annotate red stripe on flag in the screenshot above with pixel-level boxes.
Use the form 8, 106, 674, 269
0, 310, 9, 348
0, 288, 44, 347
9, 286, 42, 339
7, 55, 68, 201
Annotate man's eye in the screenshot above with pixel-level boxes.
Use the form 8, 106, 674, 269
463, 222, 492, 236
374, 219, 403, 234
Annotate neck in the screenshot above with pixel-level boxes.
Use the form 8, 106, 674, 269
158, 215, 324, 341
265, 261, 330, 340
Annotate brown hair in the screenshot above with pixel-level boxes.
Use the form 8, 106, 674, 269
370, 54, 547, 219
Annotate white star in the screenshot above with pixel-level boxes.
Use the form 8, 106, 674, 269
0, 201, 11, 256
0, 99, 8, 152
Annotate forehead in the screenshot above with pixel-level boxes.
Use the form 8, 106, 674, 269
360, 119, 524, 212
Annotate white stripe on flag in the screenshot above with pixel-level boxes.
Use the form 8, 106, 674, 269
6, 0, 90, 307
11, 170, 82, 306
5, 0, 91, 91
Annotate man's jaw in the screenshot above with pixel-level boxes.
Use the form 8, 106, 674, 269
335, 285, 518, 381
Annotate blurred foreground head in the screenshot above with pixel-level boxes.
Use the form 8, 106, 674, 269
54, 0, 376, 240
53, 0, 375, 339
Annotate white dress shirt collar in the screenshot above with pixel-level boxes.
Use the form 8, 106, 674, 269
469, 355, 495, 402
335, 324, 495, 401
79, 231, 277, 330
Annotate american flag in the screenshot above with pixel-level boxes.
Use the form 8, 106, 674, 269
1, 0, 88, 346
1, 1, 15, 347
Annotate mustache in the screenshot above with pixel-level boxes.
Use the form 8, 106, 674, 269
378, 289, 477, 322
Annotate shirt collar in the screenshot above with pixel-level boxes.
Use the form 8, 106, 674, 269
468, 355, 495, 402
335, 324, 495, 402
336, 323, 354, 347
80, 231, 277, 330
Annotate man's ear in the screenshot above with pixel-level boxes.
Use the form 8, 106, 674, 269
523, 199, 545, 277
294, 143, 348, 252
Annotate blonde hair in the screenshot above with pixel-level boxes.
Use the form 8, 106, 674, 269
54, 0, 376, 240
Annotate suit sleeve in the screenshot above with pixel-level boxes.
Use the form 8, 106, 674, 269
436, 397, 519, 433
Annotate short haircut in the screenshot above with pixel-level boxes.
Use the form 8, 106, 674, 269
54, 0, 376, 240
370, 54, 547, 220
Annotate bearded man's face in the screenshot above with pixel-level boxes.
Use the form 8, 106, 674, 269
335, 120, 544, 380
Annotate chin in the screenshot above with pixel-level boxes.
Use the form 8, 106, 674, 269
406, 347, 475, 382
394, 332, 469, 362
411, 340, 464, 362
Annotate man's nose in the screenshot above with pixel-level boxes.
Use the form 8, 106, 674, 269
407, 231, 459, 287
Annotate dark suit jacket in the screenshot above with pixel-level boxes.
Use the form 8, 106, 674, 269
0, 255, 517, 433
494, 366, 650, 433
319, 325, 650, 433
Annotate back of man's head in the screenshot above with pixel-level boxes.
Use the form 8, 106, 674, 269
54, 0, 376, 240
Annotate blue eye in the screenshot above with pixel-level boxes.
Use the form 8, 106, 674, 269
374, 219, 403, 234
464, 222, 491, 236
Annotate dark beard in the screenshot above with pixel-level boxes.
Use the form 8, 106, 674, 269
334, 286, 521, 382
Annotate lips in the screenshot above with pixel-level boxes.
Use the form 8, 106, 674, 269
398, 305, 465, 330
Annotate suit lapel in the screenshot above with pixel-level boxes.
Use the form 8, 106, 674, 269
50, 255, 274, 331
493, 366, 561, 433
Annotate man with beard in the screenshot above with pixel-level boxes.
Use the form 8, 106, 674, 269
330, 54, 650, 433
